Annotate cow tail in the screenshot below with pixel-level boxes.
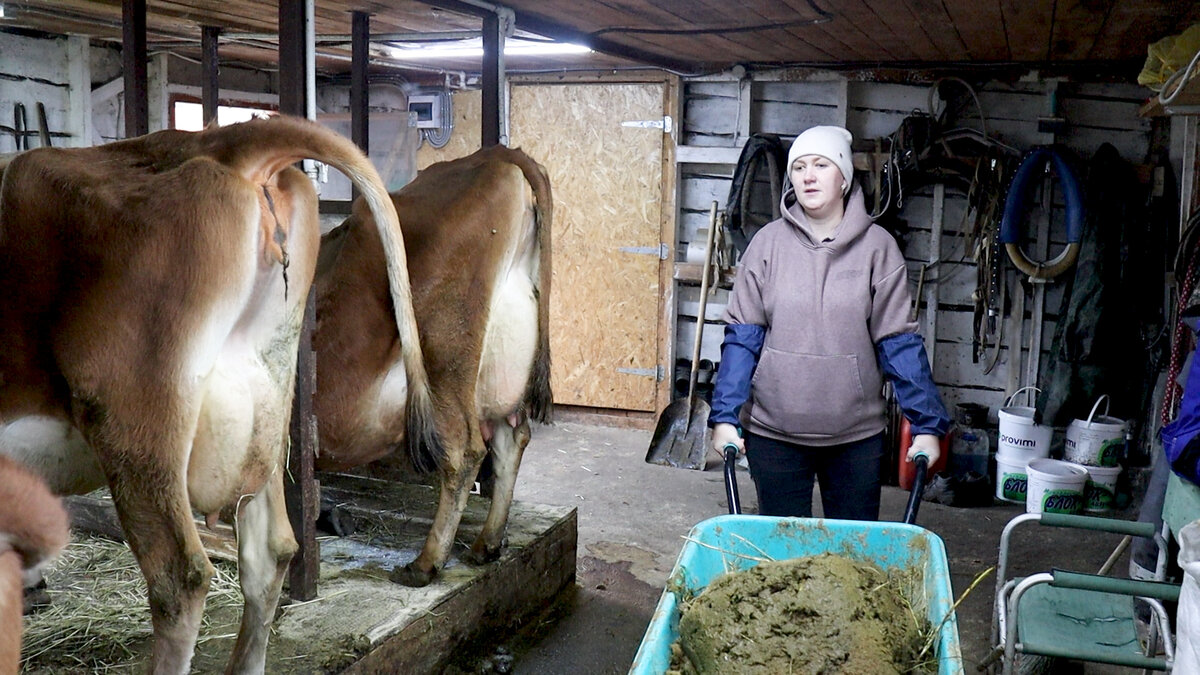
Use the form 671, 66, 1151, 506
347, 166, 445, 473
215, 115, 446, 472
513, 150, 554, 424
219, 115, 446, 470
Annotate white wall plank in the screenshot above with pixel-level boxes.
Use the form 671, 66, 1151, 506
755, 101, 841, 136
681, 176, 733, 210
0, 33, 71, 84
848, 81, 933, 113
674, 320, 726, 365
684, 96, 738, 136
758, 80, 846, 106
677, 284, 730, 321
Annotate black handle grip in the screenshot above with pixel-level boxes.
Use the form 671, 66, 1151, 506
903, 454, 930, 525
723, 443, 741, 515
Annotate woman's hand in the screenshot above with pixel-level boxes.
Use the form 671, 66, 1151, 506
712, 423, 744, 456
907, 433, 941, 467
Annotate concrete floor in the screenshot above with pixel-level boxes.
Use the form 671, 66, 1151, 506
503, 419, 1147, 674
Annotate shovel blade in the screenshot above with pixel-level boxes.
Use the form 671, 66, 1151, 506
645, 398, 712, 470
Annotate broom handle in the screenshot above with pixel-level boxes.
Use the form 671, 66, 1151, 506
686, 202, 720, 404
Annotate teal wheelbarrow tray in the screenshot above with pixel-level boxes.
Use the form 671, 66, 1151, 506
629, 515, 964, 674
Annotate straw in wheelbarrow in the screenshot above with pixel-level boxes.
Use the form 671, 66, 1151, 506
645, 201, 720, 470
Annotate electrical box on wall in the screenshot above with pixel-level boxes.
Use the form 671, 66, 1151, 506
408, 94, 442, 129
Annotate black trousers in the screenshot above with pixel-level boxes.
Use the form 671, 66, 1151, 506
744, 431, 885, 520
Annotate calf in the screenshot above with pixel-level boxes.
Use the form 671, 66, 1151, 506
314, 145, 552, 586
0, 115, 441, 672
0, 455, 68, 674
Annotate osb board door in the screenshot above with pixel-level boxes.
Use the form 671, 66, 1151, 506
510, 83, 664, 411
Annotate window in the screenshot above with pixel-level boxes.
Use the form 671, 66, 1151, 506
172, 100, 273, 131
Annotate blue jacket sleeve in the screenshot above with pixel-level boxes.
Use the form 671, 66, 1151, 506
709, 324, 766, 427
876, 332, 951, 437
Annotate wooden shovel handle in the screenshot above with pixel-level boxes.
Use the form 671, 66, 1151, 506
686, 201, 720, 404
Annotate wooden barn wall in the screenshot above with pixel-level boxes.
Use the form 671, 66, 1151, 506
676, 74, 1153, 419
0, 31, 104, 151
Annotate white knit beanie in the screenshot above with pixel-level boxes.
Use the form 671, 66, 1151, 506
787, 125, 854, 194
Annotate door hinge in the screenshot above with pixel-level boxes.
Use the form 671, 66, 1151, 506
621, 115, 672, 134
618, 243, 668, 260
617, 365, 665, 381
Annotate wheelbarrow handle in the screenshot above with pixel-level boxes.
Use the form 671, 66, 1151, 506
723, 443, 742, 516
903, 453, 930, 525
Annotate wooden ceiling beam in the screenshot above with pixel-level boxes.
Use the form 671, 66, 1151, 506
201, 25, 219, 124
416, 0, 703, 73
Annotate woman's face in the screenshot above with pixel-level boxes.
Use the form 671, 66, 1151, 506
790, 154, 845, 219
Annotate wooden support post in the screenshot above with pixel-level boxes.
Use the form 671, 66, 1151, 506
66, 35, 92, 147
278, 0, 310, 120
147, 53, 169, 133
834, 78, 849, 128
921, 183, 944, 367
350, 11, 369, 154
201, 26, 220, 126
287, 293, 320, 601
121, 0, 148, 138
481, 11, 506, 147
279, 0, 320, 602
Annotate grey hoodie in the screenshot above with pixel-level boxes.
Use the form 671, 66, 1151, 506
723, 184, 917, 446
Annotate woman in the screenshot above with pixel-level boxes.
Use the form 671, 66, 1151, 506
709, 125, 950, 520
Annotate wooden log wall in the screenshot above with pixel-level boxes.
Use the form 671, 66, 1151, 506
675, 73, 1154, 418
0, 32, 102, 150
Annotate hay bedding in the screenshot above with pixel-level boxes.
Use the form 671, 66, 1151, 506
20, 535, 244, 673
667, 553, 934, 675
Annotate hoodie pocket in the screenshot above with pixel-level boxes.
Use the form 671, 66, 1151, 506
750, 348, 865, 436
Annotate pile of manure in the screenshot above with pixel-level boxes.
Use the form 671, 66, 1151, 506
668, 552, 933, 674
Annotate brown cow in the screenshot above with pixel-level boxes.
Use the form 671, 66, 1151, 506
314, 145, 552, 586
0, 115, 441, 672
0, 454, 68, 673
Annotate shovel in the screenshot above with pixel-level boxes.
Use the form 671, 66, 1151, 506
646, 201, 720, 469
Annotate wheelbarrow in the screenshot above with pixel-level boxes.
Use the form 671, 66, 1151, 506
631, 450, 963, 674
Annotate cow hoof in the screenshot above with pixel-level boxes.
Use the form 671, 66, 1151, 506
23, 579, 51, 615
390, 562, 436, 587
462, 546, 501, 566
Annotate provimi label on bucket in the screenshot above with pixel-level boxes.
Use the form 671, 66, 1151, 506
1041, 490, 1083, 514
999, 433, 1038, 449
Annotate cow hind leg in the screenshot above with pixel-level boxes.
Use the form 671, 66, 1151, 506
109, 475, 214, 675
464, 416, 530, 565
226, 468, 296, 674
390, 418, 486, 588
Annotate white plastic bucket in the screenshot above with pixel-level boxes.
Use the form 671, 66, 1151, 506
1026, 458, 1088, 515
1083, 464, 1122, 513
995, 454, 1028, 504
1064, 395, 1126, 467
997, 387, 1052, 464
